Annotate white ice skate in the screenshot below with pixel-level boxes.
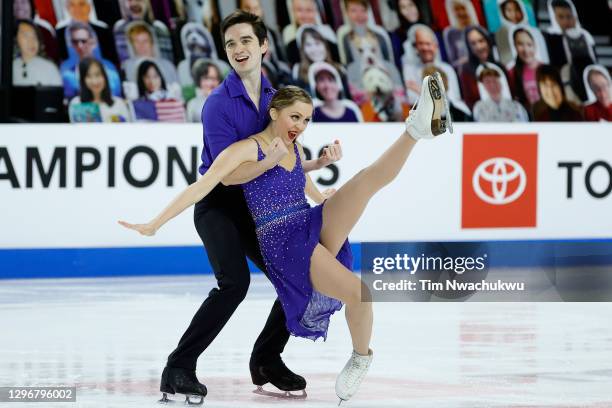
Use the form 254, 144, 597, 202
335, 349, 373, 405
405, 72, 453, 140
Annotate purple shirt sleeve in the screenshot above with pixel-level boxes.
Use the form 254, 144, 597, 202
201, 94, 239, 160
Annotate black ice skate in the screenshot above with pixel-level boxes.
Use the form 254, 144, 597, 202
159, 366, 207, 405
250, 360, 307, 399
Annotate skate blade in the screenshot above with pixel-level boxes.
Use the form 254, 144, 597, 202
428, 73, 453, 136
158, 392, 204, 405
253, 385, 307, 399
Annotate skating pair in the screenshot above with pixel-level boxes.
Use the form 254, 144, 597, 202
335, 72, 453, 406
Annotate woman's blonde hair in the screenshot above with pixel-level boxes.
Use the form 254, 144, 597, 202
268, 86, 313, 116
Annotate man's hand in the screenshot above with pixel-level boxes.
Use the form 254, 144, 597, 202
316, 140, 342, 169
263, 137, 289, 168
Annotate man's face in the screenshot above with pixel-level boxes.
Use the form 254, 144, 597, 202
240, 0, 262, 17
346, 2, 368, 27
482, 75, 502, 102
589, 72, 611, 106
131, 31, 154, 57
539, 77, 563, 109
414, 29, 436, 63
126, 0, 147, 19
67, 0, 91, 22
293, 0, 317, 25
223, 23, 267, 76
553, 6, 576, 31
71, 28, 95, 59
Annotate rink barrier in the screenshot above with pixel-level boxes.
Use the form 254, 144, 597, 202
1, 239, 612, 279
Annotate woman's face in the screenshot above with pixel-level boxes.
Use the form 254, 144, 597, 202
303, 33, 326, 62
271, 101, 313, 145
467, 29, 489, 62
452, 1, 471, 28
539, 77, 563, 109
399, 0, 419, 23
85, 62, 106, 97
16, 23, 39, 59
143, 66, 162, 93
502, 0, 523, 24
199, 66, 221, 96
515, 31, 536, 65
589, 72, 611, 106
316, 71, 340, 102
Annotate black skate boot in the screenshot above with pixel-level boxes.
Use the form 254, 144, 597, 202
250, 359, 307, 399
159, 366, 207, 405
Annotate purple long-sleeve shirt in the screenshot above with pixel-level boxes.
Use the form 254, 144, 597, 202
199, 70, 276, 175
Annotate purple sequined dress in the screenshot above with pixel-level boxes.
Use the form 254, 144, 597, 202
242, 140, 353, 341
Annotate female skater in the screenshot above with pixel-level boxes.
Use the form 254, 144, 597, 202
120, 73, 451, 403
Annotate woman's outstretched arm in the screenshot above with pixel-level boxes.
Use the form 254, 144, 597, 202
119, 138, 287, 236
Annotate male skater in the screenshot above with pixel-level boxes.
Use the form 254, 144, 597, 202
159, 10, 343, 404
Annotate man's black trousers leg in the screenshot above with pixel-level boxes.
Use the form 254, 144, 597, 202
166, 190, 290, 370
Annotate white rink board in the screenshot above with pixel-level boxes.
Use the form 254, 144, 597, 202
1, 122, 611, 249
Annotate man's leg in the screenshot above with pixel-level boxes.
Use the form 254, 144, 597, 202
166, 198, 252, 370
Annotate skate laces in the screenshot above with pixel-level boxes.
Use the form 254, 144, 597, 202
342, 354, 369, 387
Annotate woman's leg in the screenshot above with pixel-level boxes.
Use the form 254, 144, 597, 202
320, 132, 417, 255
319, 73, 449, 256
309, 243, 372, 355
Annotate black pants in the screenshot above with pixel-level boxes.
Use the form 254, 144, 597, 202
166, 184, 290, 370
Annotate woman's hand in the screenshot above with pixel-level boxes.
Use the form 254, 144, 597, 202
263, 137, 289, 168
118, 220, 157, 236
316, 140, 342, 169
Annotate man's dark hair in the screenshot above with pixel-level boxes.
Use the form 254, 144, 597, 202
220, 10, 267, 46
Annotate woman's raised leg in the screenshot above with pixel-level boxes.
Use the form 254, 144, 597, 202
319, 73, 451, 256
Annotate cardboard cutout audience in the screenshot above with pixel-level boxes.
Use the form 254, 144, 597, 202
13, 0, 60, 62
532, 64, 583, 122
441, 0, 480, 68
309, 62, 362, 122
337, 0, 393, 66
473, 63, 528, 122
131, 59, 186, 121
60, 21, 121, 98
458, 25, 506, 109
13, 19, 63, 86
507, 25, 549, 110
583, 65, 612, 122
185, 59, 222, 122
69, 57, 131, 122
113, 0, 174, 64
55, 0, 119, 67
10, 0, 611, 124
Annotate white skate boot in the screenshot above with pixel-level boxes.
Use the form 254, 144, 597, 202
335, 349, 373, 405
405, 72, 453, 140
